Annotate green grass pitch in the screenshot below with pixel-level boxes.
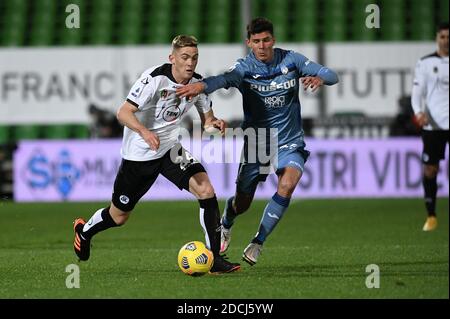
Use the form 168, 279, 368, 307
0, 198, 448, 299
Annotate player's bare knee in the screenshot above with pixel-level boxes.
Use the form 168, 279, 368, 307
277, 180, 297, 197
189, 173, 215, 199
194, 183, 215, 199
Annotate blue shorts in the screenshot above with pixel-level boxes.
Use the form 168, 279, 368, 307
235, 144, 310, 195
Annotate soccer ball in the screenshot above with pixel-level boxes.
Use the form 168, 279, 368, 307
177, 241, 214, 276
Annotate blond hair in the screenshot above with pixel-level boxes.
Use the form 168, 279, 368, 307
171, 35, 198, 50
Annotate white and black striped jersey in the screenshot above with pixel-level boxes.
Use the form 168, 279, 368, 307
122, 63, 211, 161
411, 52, 449, 130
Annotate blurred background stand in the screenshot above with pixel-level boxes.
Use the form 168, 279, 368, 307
88, 103, 123, 138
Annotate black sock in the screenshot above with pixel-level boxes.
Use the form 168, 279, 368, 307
251, 238, 263, 245
82, 207, 119, 239
198, 196, 221, 257
423, 176, 437, 217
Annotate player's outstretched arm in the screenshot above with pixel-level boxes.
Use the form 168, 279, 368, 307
296, 52, 339, 88
300, 66, 338, 92
177, 63, 244, 98
176, 82, 205, 99
116, 101, 160, 150
317, 67, 339, 85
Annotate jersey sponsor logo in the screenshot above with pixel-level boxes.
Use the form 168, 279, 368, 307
162, 105, 181, 122
264, 95, 286, 108
252, 74, 262, 79
251, 78, 296, 92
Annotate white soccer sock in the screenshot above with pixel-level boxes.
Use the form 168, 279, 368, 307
83, 208, 104, 233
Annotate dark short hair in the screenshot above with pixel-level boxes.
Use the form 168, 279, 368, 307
246, 17, 274, 39
171, 35, 198, 50
437, 22, 449, 32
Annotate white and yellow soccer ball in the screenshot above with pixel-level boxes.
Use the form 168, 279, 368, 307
177, 241, 214, 276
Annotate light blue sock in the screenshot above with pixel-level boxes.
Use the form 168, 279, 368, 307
222, 196, 236, 229
254, 193, 290, 244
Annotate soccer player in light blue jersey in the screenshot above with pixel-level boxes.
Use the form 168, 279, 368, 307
177, 17, 339, 265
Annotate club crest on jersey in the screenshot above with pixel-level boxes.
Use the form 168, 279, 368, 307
281, 66, 289, 74
141, 77, 149, 84
160, 89, 169, 99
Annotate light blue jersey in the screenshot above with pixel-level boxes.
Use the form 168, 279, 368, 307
204, 48, 339, 148
204, 48, 338, 194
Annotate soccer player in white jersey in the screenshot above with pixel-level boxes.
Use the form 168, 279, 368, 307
411, 22, 449, 231
73, 35, 240, 274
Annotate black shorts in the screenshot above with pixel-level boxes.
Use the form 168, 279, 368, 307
421, 130, 449, 164
112, 144, 205, 212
